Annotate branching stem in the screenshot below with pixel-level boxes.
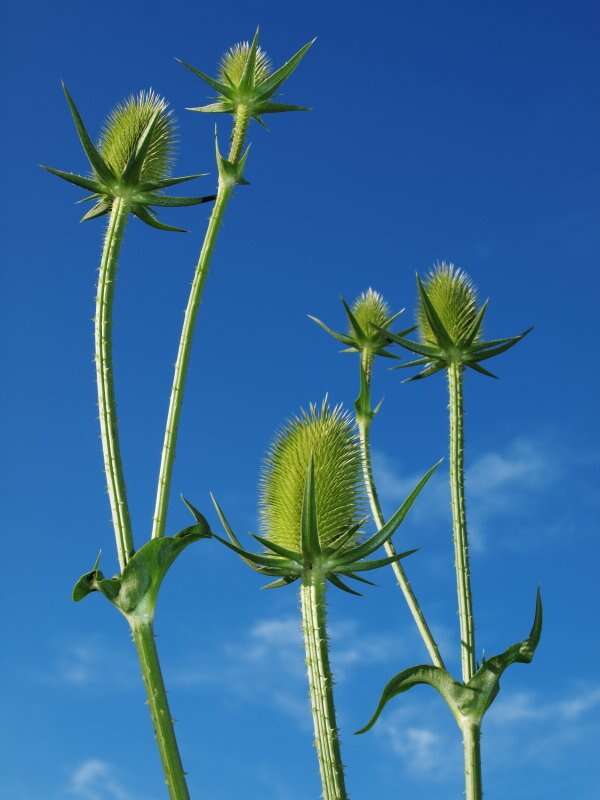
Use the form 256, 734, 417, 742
357, 351, 445, 669
151, 104, 251, 540
300, 573, 348, 800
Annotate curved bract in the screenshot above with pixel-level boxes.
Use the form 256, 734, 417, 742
42, 85, 215, 231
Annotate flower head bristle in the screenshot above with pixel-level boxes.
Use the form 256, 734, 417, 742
351, 289, 391, 337
418, 262, 479, 346
98, 90, 175, 183
260, 400, 363, 552
218, 42, 271, 88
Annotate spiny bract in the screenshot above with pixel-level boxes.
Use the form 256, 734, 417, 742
350, 289, 391, 338
418, 262, 479, 346
260, 401, 363, 552
99, 90, 174, 184
219, 42, 272, 88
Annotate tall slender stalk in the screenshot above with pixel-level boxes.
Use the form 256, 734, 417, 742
357, 351, 445, 669
95, 197, 135, 570
151, 105, 250, 540
461, 721, 483, 800
301, 572, 348, 800
131, 619, 190, 800
447, 361, 476, 682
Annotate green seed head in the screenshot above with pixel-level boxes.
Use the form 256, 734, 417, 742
418, 262, 479, 346
260, 400, 363, 552
350, 288, 391, 338
218, 42, 272, 88
98, 90, 174, 184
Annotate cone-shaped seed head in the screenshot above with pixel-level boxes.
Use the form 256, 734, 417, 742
260, 400, 363, 552
98, 90, 174, 183
350, 288, 391, 337
218, 42, 272, 87
418, 262, 479, 345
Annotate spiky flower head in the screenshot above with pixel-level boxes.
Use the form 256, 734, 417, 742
43, 84, 214, 232
386, 263, 532, 380
260, 400, 363, 553
418, 263, 479, 346
180, 28, 315, 123
98, 90, 174, 185
350, 289, 391, 339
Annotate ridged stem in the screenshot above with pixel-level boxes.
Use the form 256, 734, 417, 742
447, 361, 476, 683
357, 352, 445, 669
461, 721, 483, 800
300, 573, 348, 800
95, 196, 134, 570
151, 105, 251, 540
130, 619, 190, 800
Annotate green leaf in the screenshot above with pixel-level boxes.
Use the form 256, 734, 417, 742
262, 576, 298, 590
307, 314, 355, 346
328, 573, 362, 596
187, 102, 233, 114
470, 327, 533, 362
254, 37, 317, 100
467, 362, 498, 379
338, 571, 376, 586
131, 205, 186, 233
342, 298, 366, 341
300, 455, 321, 561
463, 299, 489, 347
404, 363, 445, 382
142, 192, 217, 207
211, 530, 294, 570
180, 496, 212, 537
41, 165, 103, 193
417, 275, 454, 351
239, 27, 260, 92
121, 108, 161, 185
176, 58, 233, 98
326, 518, 369, 553
61, 83, 114, 184
392, 357, 430, 370
256, 101, 311, 113
253, 533, 303, 563
139, 173, 207, 191
337, 549, 417, 573
210, 492, 244, 549
80, 200, 111, 222
356, 665, 457, 734
381, 328, 442, 358
342, 460, 442, 562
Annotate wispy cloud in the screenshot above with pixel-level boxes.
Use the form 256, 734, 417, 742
67, 759, 143, 800
50, 636, 136, 689
373, 435, 561, 551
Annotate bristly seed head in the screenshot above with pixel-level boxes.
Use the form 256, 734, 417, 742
350, 289, 391, 338
418, 262, 479, 346
260, 400, 363, 552
218, 42, 272, 88
98, 90, 175, 184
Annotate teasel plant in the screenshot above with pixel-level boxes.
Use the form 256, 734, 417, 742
356, 264, 542, 800
309, 290, 445, 669
151, 28, 315, 543
184, 400, 440, 800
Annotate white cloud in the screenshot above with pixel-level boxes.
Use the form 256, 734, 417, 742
53, 637, 136, 689
67, 759, 139, 800
490, 685, 600, 726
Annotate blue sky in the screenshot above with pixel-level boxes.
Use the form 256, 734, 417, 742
2, 0, 600, 798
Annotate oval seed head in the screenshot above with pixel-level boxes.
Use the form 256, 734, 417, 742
260, 400, 363, 553
218, 42, 272, 87
98, 90, 175, 184
350, 288, 391, 338
418, 262, 479, 346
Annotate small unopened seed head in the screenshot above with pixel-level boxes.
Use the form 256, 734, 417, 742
260, 401, 363, 552
218, 42, 272, 87
98, 90, 175, 183
350, 288, 391, 338
418, 262, 479, 345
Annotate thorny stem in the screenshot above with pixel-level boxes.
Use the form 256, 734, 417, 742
130, 619, 190, 800
447, 361, 476, 683
300, 573, 348, 800
461, 721, 483, 800
151, 104, 251, 540
356, 351, 445, 669
95, 197, 134, 570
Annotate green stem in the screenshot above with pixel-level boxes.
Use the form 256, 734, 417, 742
448, 360, 476, 683
130, 619, 190, 800
461, 721, 483, 800
95, 197, 134, 570
300, 573, 348, 800
357, 352, 445, 669
151, 105, 251, 540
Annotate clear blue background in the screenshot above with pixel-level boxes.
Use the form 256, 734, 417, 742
2, 1, 599, 798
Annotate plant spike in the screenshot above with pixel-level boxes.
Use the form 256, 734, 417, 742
310, 290, 445, 668
151, 31, 315, 545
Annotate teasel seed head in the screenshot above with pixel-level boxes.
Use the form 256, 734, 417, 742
218, 42, 272, 88
260, 400, 363, 553
418, 262, 479, 347
350, 289, 391, 340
